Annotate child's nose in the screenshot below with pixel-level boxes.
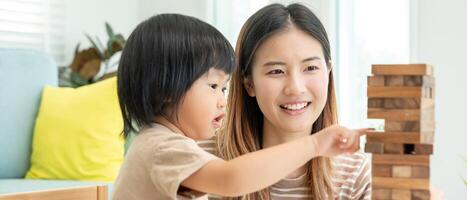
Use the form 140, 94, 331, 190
217, 96, 227, 109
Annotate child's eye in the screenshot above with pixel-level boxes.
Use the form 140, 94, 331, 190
305, 65, 319, 71
210, 84, 218, 90
267, 69, 284, 75
222, 87, 227, 94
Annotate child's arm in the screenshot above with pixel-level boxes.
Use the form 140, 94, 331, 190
181, 125, 367, 197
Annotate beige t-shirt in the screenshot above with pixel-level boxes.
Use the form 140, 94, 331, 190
112, 123, 219, 200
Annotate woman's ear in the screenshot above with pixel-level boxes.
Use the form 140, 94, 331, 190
243, 78, 256, 97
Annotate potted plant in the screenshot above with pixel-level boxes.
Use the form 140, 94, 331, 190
64, 22, 125, 87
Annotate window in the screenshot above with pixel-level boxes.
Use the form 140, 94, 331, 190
0, 0, 66, 65
211, 0, 270, 47
336, 0, 411, 129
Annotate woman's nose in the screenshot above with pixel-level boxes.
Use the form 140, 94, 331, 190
284, 73, 306, 96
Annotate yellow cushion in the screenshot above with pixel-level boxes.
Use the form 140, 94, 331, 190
25, 77, 124, 182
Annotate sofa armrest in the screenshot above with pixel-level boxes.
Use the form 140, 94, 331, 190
0, 185, 107, 200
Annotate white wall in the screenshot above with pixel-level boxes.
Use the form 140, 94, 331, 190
415, 0, 467, 198
62, 0, 214, 66
61, 0, 335, 66
137, 0, 211, 23
63, 0, 139, 65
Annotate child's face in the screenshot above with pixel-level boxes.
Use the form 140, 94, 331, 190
245, 26, 330, 135
176, 68, 229, 140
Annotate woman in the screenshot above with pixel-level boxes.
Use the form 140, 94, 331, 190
211, 3, 371, 199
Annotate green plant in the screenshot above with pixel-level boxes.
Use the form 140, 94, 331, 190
85, 22, 125, 60
66, 22, 125, 87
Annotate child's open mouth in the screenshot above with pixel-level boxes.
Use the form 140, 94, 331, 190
212, 113, 225, 129
279, 101, 311, 115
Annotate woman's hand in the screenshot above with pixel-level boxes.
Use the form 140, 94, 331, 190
310, 125, 368, 157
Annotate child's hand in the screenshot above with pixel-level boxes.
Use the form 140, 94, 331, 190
310, 125, 368, 157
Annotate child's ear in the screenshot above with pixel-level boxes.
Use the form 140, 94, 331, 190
243, 78, 256, 97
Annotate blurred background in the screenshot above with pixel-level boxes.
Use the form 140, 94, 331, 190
1, 0, 466, 198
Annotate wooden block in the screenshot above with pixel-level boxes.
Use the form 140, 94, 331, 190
384, 98, 421, 109
382, 143, 404, 154
366, 131, 432, 144
392, 189, 411, 200
404, 76, 423, 86
412, 189, 431, 200
368, 86, 422, 98
366, 142, 429, 155
368, 98, 385, 108
414, 144, 433, 155
421, 107, 435, 121
373, 164, 392, 177
392, 166, 412, 178
384, 76, 405, 86
420, 132, 435, 144
373, 177, 429, 190
373, 154, 430, 166
421, 98, 435, 110
420, 120, 435, 132
368, 97, 432, 110
411, 166, 430, 178
422, 87, 435, 99
385, 121, 420, 132
368, 108, 420, 120
384, 121, 434, 132
372, 188, 391, 199
368, 76, 385, 86
367, 75, 435, 87
404, 76, 435, 87
371, 64, 432, 75
365, 143, 384, 154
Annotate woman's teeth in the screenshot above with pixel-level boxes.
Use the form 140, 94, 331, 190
281, 102, 309, 110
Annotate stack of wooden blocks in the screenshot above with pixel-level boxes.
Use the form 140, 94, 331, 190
365, 64, 435, 200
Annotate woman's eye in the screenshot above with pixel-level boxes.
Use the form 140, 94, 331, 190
267, 69, 284, 75
305, 65, 318, 71
221, 87, 227, 94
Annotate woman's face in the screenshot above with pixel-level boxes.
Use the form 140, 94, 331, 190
245, 26, 330, 134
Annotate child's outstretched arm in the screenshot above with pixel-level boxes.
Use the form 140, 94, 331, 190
181, 125, 368, 197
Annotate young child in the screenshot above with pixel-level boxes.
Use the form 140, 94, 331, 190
113, 13, 365, 200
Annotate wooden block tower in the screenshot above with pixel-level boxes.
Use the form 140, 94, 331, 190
365, 64, 435, 200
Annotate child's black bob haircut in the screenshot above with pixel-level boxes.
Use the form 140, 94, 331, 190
117, 14, 234, 138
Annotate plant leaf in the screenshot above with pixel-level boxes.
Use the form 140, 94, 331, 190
95, 36, 107, 59
107, 42, 114, 57
114, 34, 126, 44
85, 34, 105, 59
105, 22, 115, 38
70, 71, 90, 87
105, 22, 116, 56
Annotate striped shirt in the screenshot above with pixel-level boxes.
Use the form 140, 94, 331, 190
197, 140, 371, 200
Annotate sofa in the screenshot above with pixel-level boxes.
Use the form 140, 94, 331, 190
0, 48, 116, 199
